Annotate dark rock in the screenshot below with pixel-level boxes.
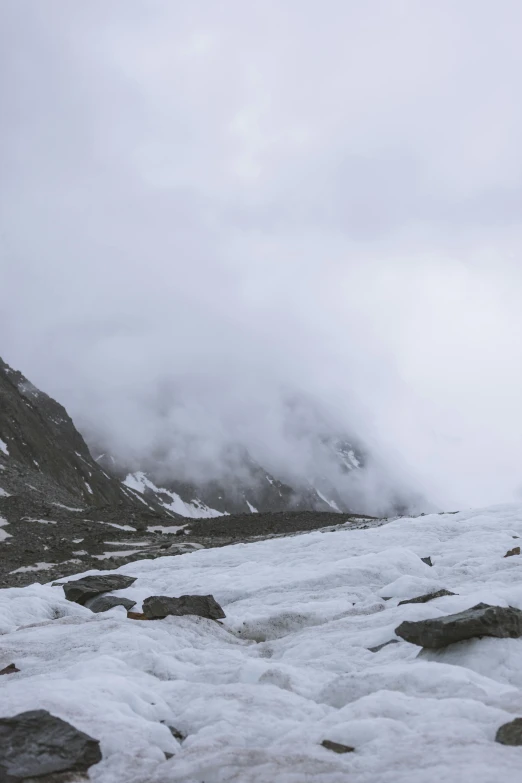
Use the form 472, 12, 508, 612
142, 594, 226, 620
495, 718, 522, 745
0, 709, 101, 782
62, 574, 137, 605
164, 752, 174, 760
368, 639, 400, 653
0, 664, 19, 676
398, 589, 456, 606
321, 739, 355, 754
396, 603, 522, 649
504, 547, 520, 558
421, 556, 433, 567
86, 595, 136, 613
168, 726, 185, 742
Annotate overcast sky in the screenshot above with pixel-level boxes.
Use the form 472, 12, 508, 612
1, 1, 522, 510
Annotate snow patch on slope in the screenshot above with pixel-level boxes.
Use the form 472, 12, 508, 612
124, 472, 224, 519
0, 437, 9, 456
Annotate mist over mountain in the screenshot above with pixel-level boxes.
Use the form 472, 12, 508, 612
2, 2, 522, 510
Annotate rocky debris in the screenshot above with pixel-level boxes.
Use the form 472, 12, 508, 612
321, 739, 355, 754
86, 595, 136, 613
142, 594, 226, 620
398, 589, 456, 606
421, 556, 433, 567
0, 709, 101, 782
396, 603, 522, 649
127, 611, 149, 620
0, 663, 19, 675
61, 574, 137, 605
504, 547, 520, 558
185, 510, 381, 541
495, 718, 522, 745
368, 639, 400, 653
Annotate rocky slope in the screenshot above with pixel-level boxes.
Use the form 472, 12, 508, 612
0, 357, 183, 586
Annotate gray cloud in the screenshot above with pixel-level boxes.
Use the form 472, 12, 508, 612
1, 1, 522, 510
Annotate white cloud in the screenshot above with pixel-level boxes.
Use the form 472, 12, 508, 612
1, 1, 522, 509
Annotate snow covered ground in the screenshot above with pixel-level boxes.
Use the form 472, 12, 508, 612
2, 504, 522, 782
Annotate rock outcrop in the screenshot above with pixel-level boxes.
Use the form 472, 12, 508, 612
395, 603, 522, 648
0, 709, 101, 782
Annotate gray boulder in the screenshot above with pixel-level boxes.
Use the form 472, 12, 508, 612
142, 594, 226, 620
0, 709, 101, 782
495, 718, 522, 745
398, 589, 456, 606
86, 595, 136, 613
321, 739, 355, 754
62, 574, 136, 605
396, 603, 522, 649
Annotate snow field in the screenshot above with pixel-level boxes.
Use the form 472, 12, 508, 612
1, 505, 522, 781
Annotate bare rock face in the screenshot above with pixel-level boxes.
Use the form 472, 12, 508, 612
495, 718, 522, 745
142, 594, 226, 620
395, 603, 522, 649
504, 547, 520, 558
0, 709, 102, 782
398, 589, 456, 606
85, 595, 136, 613
61, 574, 136, 605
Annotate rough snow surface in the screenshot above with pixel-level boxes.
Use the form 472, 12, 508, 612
2, 505, 522, 781
124, 472, 224, 518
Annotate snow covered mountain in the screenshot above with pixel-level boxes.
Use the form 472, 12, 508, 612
2, 503, 522, 781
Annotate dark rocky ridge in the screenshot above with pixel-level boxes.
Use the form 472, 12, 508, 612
0, 357, 172, 513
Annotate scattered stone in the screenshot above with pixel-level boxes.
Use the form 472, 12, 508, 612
127, 611, 149, 620
0, 663, 19, 675
368, 639, 400, 653
142, 594, 226, 621
86, 595, 136, 613
495, 718, 522, 745
321, 739, 355, 754
168, 726, 185, 742
421, 556, 433, 567
0, 709, 101, 782
504, 547, 520, 558
62, 574, 137, 605
398, 589, 456, 606
396, 602, 522, 649
164, 752, 174, 760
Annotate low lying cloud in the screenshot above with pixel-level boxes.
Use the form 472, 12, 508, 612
1, 1, 522, 511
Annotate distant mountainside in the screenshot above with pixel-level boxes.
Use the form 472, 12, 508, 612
94, 428, 368, 518
0, 356, 417, 587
